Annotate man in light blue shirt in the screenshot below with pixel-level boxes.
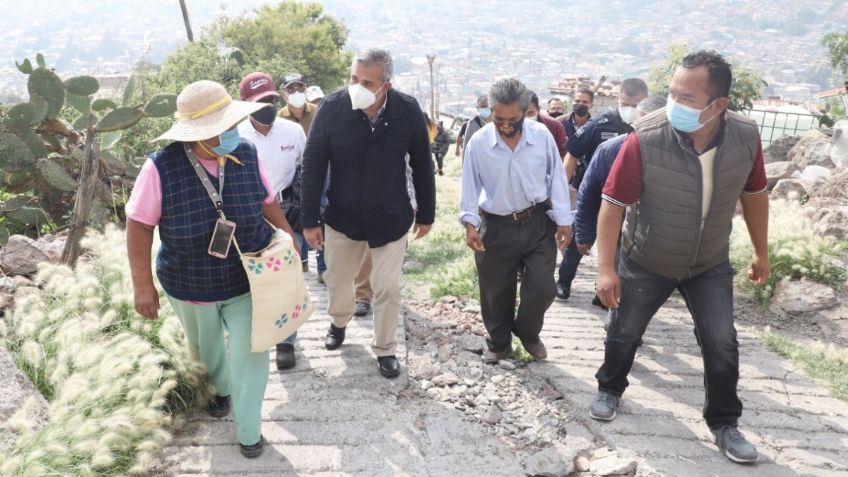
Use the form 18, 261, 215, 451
459, 78, 573, 364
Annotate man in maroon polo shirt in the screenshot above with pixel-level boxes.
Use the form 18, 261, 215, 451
526, 92, 568, 159
589, 50, 769, 465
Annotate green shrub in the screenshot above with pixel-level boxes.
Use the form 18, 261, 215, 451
730, 199, 848, 305
405, 174, 480, 301
429, 254, 480, 301
0, 225, 209, 476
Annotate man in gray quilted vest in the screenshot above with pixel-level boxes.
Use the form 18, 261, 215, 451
589, 50, 770, 464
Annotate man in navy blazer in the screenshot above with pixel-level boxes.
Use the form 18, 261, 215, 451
300, 48, 436, 378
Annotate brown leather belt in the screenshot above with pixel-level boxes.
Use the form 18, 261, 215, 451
480, 200, 551, 221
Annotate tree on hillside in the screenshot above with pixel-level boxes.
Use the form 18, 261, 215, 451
648, 43, 767, 112
648, 43, 690, 97
155, 3, 351, 96
822, 30, 848, 80
223, 2, 351, 91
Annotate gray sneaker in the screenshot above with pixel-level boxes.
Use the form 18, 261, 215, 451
713, 425, 758, 463
589, 391, 620, 421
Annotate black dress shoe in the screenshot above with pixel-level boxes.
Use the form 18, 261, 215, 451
377, 355, 400, 378
324, 324, 346, 350
207, 395, 231, 418
239, 435, 265, 458
592, 294, 608, 310
556, 284, 571, 300
354, 301, 371, 317
275, 343, 296, 370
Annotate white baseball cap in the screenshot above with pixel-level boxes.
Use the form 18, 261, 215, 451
306, 85, 325, 102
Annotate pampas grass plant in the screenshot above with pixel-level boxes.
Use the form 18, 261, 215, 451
0, 225, 210, 476
730, 199, 848, 305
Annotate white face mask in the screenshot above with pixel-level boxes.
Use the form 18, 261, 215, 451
287, 91, 307, 108
618, 106, 636, 124
348, 83, 380, 110
525, 115, 538, 122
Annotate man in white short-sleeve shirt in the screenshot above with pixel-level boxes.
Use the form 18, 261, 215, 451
238, 71, 307, 371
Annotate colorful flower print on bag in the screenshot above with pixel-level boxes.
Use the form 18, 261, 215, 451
265, 257, 282, 272
247, 259, 264, 275
275, 313, 289, 328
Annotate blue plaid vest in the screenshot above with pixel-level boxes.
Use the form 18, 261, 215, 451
152, 141, 272, 301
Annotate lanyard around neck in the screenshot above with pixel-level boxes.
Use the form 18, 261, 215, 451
184, 143, 227, 215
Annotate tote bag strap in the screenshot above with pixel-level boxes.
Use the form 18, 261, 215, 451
183, 143, 251, 256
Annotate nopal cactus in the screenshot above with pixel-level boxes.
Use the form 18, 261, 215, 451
0, 53, 178, 262
27, 67, 64, 118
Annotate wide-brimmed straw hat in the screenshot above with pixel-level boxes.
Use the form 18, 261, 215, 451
154, 80, 268, 142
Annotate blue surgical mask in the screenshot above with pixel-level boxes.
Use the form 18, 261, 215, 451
478, 107, 491, 119
212, 128, 240, 156
666, 95, 717, 133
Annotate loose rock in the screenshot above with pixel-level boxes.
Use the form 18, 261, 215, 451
810, 206, 848, 241
0, 235, 51, 276
499, 360, 517, 370
589, 455, 638, 476
575, 456, 591, 472
432, 372, 460, 386
770, 178, 807, 201
788, 133, 835, 169
764, 134, 802, 164
0, 293, 13, 313
770, 279, 839, 314
484, 405, 503, 424
765, 161, 801, 189
522, 446, 573, 477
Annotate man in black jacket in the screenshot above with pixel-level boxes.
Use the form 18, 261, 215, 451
433, 121, 450, 175
301, 48, 436, 378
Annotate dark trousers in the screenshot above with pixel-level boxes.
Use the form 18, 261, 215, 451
557, 240, 583, 289
595, 254, 742, 429
434, 151, 446, 171
475, 212, 557, 352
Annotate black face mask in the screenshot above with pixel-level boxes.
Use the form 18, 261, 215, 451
496, 118, 524, 138
572, 104, 589, 117
549, 111, 564, 118
251, 104, 278, 126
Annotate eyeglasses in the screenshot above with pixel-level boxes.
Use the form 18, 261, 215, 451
284, 84, 306, 94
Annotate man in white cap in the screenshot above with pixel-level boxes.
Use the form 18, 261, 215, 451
237, 71, 307, 372
279, 72, 318, 136
306, 85, 325, 105
280, 72, 319, 274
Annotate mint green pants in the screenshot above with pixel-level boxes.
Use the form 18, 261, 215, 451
167, 292, 269, 446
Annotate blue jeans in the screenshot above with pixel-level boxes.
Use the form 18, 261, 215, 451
295, 232, 326, 273
557, 240, 583, 289
300, 237, 309, 265
595, 254, 742, 430
317, 249, 326, 273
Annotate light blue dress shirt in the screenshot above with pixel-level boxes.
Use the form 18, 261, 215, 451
459, 121, 573, 227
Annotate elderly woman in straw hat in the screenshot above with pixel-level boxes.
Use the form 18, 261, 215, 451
125, 80, 295, 458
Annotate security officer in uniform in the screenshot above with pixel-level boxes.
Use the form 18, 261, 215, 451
562, 87, 594, 141
558, 77, 647, 303
564, 78, 648, 185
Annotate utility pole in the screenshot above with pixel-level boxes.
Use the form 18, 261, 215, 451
427, 54, 436, 119
179, 0, 194, 42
